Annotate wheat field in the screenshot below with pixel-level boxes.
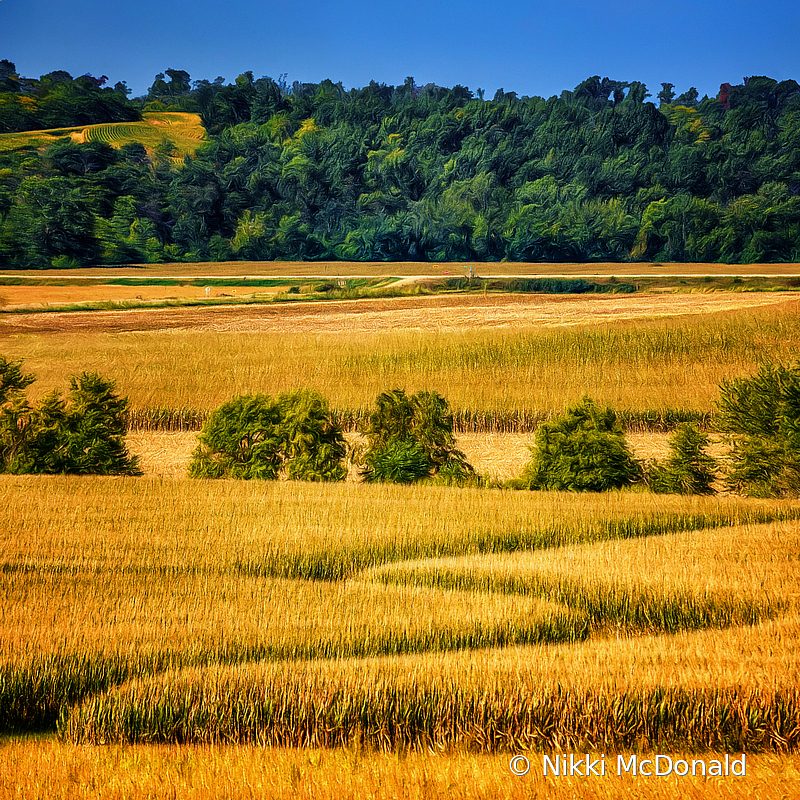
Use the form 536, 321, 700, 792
3, 280, 800, 797
3, 293, 799, 418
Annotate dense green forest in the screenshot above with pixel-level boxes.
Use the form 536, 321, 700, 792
1, 61, 800, 266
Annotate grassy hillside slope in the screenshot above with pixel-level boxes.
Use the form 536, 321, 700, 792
0, 112, 205, 157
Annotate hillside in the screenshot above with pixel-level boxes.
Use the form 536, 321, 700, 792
0, 112, 205, 158
1, 74, 800, 268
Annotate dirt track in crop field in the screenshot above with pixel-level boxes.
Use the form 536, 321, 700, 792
2, 291, 798, 337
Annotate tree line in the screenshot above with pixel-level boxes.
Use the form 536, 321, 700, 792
1, 62, 800, 266
4, 356, 798, 498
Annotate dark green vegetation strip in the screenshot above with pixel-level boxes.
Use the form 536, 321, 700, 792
3, 75, 800, 268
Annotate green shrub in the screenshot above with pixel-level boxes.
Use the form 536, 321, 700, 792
0, 356, 34, 405
362, 439, 434, 484
716, 362, 800, 497
0, 359, 140, 475
280, 390, 349, 482
509, 397, 640, 492
360, 389, 473, 484
648, 423, 718, 495
189, 389, 346, 481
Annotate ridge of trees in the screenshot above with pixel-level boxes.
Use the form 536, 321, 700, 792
2, 63, 800, 266
0, 60, 139, 133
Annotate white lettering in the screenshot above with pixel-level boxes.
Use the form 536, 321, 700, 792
542, 755, 559, 776
656, 755, 673, 776
617, 755, 637, 775
691, 759, 706, 776
568, 754, 585, 777
584, 754, 605, 777
731, 755, 746, 776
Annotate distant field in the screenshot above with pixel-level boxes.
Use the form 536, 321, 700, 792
0, 279, 294, 310
2, 291, 799, 420
5, 259, 800, 278
0, 112, 205, 157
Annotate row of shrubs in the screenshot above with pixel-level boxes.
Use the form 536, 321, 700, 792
188, 388, 712, 491
2, 356, 799, 497
184, 362, 800, 497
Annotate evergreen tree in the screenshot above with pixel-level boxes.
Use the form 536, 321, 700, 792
648, 423, 718, 494
716, 363, 800, 497
0, 360, 139, 475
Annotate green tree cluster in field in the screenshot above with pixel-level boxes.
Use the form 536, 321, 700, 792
2, 67, 800, 266
509, 364, 800, 497
507, 397, 722, 496
508, 397, 641, 491
0, 357, 140, 475
2, 353, 797, 494
188, 389, 347, 481
190, 387, 474, 485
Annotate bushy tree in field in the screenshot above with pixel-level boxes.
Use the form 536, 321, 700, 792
59, 372, 141, 475
509, 397, 640, 491
280, 389, 349, 482
0, 357, 140, 475
189, 389, 347, 481
647, 423, 718, 495
359, 388, 473, 484
716, 363, 800, 497
0, 356, 34, 404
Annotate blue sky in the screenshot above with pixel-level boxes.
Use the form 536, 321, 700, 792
2, 0, 799, 100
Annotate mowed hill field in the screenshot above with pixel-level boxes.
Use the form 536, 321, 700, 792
0, 111, 205, 157
2, 268, 800, 798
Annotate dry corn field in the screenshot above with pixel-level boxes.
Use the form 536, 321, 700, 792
1, 291, 799, 419
3, 276, 800, 797
1, 477, 799, 741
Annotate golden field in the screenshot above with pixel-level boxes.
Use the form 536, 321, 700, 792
3, 271, 800, 797
2, 289, 799, 418
2, 743, 798, 800
1, 478, 798, 737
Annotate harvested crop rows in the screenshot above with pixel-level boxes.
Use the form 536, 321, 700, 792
2, 475, 799, 749
0, 112, 205, 158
